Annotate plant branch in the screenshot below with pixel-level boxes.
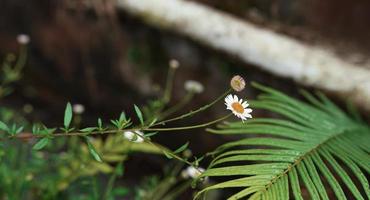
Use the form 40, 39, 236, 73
153, 88, 232, 126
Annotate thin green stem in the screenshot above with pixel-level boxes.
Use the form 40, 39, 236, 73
102, 161, 123, 200
145, 114, 232, 132
162, 66, 177, 104
4, 113, 232, 141
162, 180, 192, 200
153, 88, 232, 126
158, 92, 194, 121
14, 45, 27, 72
146, 139, 193, 166
92, 176, 99, 200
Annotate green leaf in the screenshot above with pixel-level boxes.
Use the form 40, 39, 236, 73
148, 118, 157, 126
85, 137, 103, 162
64, 102, 73, 129
296, 160, 320, 199
289, 167, 304, 200
39, 127, 56, 135
32, 124, 40, 135
15, 126, 24, 134
115, 162, 124, 176
173, 142, 189, 154
0, 121, 8, 132
98, 118, 103, 130
111, 120, 119, 128
303, 156, 329, 200
80, 127, 97, 133
195, 83, 370, 200
33, 138, 50, 150
319, 147, 364, 199
8, 123, 23, 135
134, 105, 144, 125
144, 132, 158, 138
163, 150, 173, 159
119, 112, 127, 122
311, 151, 346, 200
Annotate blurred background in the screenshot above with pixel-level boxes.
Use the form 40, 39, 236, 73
1, 0, 370, 199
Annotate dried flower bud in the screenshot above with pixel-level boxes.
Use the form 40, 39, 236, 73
230, 75, 246, 92
184, 80, 204, 94
169, 59, 180, 69
17, 34, 30, 45
73, 104, 85, 114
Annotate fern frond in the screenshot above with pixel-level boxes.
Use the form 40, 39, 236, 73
196, 83, 370, 200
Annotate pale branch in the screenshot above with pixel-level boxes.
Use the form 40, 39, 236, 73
117, 0, 370, 111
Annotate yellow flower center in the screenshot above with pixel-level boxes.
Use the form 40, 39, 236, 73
231, 102, 244, 114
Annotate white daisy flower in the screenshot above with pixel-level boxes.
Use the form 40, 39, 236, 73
184, 80, 204, 94
123, 130, 144, 143
181, 166, 205, 179
225, 94, 252, 121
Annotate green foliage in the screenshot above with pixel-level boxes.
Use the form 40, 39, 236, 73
7, 123, 23, 136
7, 45, 367, 200
135, 163, 192, 200
134, 104, 144, 126
110, 112, 132, 130
85, 136, 103, 162
79, 127, 97, 133
32, 138, 50, 150
1, 47, 185, 199
0, 51, 26, 98
196, 83, 370, 200
173, 142, 190, 154
0, 121, 8, 132
0, 103, 167, 199
97, 118, 103, 131
64, 102, 73, 130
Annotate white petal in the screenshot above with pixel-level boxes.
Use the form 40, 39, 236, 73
233, 95, 238, 102
244, 113, 252, 118
245, 108, 253, 113
242, 102, 249, 107
225, 94, 233, 100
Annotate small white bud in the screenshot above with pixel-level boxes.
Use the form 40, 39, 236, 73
72, 104, 85, 114
184, 80, 204, 94
17, 34, 30, 45
181, 166, 205, 179
123, 131, 144, 143
169, 59, 180, 69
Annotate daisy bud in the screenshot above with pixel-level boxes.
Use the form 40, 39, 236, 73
17, 34, 30, 45
181, 166, 205, 179
72, 104, 85, 114
183, 149, 193, 158
169, 59, 180, 69
123, 130, 144, 143
184, 80, 204, 94
230, 75, 246, 92
23, 104, 34, 114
